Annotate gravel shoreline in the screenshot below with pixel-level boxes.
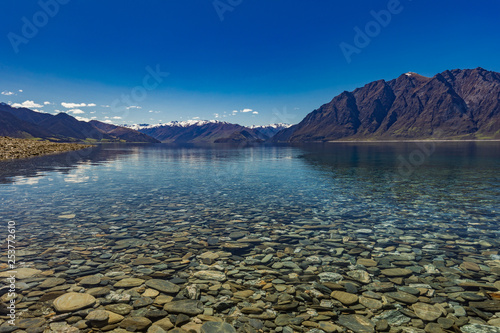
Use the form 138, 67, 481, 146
0, 137, 94, 160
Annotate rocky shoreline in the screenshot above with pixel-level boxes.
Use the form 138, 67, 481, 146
0, 137, 94, 160
0, 210, 499, 333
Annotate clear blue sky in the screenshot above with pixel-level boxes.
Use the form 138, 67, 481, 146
1, 0, 499, 126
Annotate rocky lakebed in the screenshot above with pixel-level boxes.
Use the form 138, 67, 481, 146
1, 207, 500, 333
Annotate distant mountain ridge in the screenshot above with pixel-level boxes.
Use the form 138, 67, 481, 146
127, 121, 291, 143
0, 103, 159, 143
273, 68, 500, 142
3, 67, 497, 144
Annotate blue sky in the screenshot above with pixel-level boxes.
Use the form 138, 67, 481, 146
1, 0, 499, 126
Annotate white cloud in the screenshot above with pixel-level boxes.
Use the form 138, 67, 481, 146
241, 108, 253, 113
103, 120, 113, 123
75, 116, 91, 122
11, 100, 43, 108
252, 111, 259, 114
112, 116, 122, 119
44, 101, 51, 105
1, 91, 15, 96
18, 90, 23, 93
61, 102, 97, 108
61, 102, 86, 108
192, 116, 200, 119
68, 109, 85, 114
101, 105, 110, 108
126, 105, 141, 109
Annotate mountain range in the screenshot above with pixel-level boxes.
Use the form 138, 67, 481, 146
0, 103, 159, 143
273, 67, 500, 141
128, 121, 291, 143
1, 68, 499, 143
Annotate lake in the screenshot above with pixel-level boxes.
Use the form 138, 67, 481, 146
1, 142, 498, 231
1, 142, 499, 331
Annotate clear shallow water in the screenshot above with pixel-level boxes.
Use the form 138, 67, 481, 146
0, 142, 499, 236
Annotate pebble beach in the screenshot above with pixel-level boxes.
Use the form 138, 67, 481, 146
0, 137, 94, 160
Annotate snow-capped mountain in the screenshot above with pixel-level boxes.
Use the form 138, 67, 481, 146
249, 123, 293, 138
127, 120, 225, 130
125, 120, 293, 143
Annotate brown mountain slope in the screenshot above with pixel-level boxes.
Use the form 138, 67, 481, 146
273, 68, 500, 142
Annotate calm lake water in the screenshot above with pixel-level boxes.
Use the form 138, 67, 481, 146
0, 142, 499, 236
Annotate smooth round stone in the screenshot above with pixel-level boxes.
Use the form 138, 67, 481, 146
87, 287, 110, 297
437, 318, 454, 329
114, 277, 145, 288
386, 291, 418, 304
380, 268, 413, 277
193, 270, 227, 281
359, 296, 383, 310
228, 231, 247, 239
105, 303, 133, 315
275, 285, 287, 292
86, 310, 109, 322
357, 258, 377, 267
148, 325, 168, 333
347, 270, 371, 284
120, 316, 152, 331
0, 268, 41, 279
338, 315, 374, 333
241, 307, 264, 314
460, 261, 481, 272
199, 252, 220, 260
164, 300, 204, 315
412, 303, 442, 321
145, 279, 180, 294
53, 292, 96, 312
152, 318, 174, 331
134, 297, 154, 308
143, 288, 160, 297
233, 290, 254, 298
39, 278, 66, 289
331, 291, 359, 305
15, 318, 46, 329
80, 275, 101, 286
106, 311, 124, 325
201, 322, 236, 333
